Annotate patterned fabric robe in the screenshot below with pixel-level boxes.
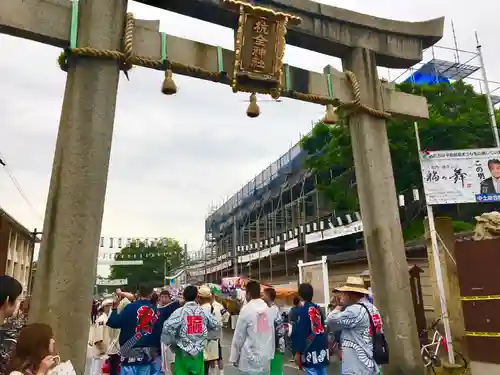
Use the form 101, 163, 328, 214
161, 301, 220, 357
326, 298, 382, 375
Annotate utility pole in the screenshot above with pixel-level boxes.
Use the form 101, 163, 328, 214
184, 243, 188, 266
163, 249, 167, 287
27, 228, 42, 296
232, 221, 238, 276
28, 1, 126, 373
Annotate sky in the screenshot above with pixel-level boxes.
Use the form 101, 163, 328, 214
1, 0, 499, 276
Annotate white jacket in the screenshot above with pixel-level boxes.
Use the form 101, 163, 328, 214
229, 299, 275, 373
212, 300, 230, 324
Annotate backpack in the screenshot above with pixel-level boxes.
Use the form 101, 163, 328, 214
357, 303, 389, 365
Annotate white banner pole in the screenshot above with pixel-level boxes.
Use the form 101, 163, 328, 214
476, 32, 500, 148
414, 122, 455, 364
321, 256, 329, 308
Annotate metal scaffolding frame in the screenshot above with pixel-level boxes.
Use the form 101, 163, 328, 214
198, 166, 347, 283
196, 32, 500, 283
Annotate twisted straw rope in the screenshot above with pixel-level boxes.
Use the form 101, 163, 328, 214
341, 70, 391, 119
285, 71, 391, 119
58, 13, 390, 120
59, 13, 230, 84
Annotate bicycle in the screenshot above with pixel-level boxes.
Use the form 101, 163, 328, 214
420, 318, 468, 374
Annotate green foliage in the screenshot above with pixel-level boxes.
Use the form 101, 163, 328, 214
109, 238, 185, 290
301, 81, 499, 239
452, 220, 475, 233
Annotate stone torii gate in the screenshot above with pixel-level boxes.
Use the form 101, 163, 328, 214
1, 0, 443, 374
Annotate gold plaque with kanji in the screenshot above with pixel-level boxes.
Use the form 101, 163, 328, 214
224, 0, 301, 99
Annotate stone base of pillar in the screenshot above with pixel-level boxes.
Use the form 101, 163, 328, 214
470, 361, 500, 375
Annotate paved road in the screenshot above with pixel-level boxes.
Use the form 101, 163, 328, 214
84, 329, 340, 375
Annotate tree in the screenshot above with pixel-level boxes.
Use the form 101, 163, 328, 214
301, 81, 500, 239
109, 237, 185, 290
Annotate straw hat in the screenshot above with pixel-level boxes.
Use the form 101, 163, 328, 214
198, 285, 212, 298
334, 276, 371, 295
99, 297, 114, 309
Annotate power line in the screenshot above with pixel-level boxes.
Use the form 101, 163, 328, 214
0, 151, 43, 222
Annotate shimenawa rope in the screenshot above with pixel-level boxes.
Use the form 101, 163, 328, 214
57, 13, 390, 120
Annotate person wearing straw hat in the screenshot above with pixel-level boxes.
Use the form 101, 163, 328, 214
89, 298, 114, 375
326, 277, 382, 375
198, 285, 221, 375
92, 298, 114, 357
106, 290, 132, 375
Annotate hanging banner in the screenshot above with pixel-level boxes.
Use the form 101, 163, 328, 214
96, 278, 128, 286
421, 148, 500, 205
99, 237, 172, 249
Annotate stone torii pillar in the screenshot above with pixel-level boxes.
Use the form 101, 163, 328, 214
342, 48, 425, 374
0, 0, 137, 373
332, 14, 443, 375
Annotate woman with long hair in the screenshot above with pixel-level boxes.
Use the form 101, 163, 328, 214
5, 323, 59, 375
0, 276, 25, 374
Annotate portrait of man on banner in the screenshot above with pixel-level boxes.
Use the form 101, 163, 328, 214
480, 159, 500, 194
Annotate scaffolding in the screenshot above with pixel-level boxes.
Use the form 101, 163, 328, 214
389, 27, 500, 146
198, 29, 500, 283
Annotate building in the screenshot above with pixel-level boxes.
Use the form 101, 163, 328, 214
186, 137, 440, 316
196, 138, 366, 283
0, 208, 37, 293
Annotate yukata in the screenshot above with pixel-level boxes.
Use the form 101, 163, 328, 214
326, 298, 382, 375
229, 299, 276, 375
268, 304, 285, 375
290, 302, 329, 375
162, 301, 220, 375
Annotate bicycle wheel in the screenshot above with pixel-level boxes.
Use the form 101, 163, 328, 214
421, 347, 440, 367
422, 348, 434, 367
426, 364, 437, 375
454, 351, 468, 369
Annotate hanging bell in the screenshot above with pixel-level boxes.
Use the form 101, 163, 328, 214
161, 69, 177, 95
246, 93, 260, 118
323, 104, 338, 124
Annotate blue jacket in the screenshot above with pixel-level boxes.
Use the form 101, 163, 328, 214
291, 301, 329, 368
107, 299, 181, 350
152, 300, 181, 347
107, 299, 159, 349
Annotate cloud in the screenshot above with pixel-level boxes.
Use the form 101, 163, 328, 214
1, 0, 499, 277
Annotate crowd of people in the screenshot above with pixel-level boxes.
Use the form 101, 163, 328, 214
0, 275, 59, 375
0, 274, 386, 375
